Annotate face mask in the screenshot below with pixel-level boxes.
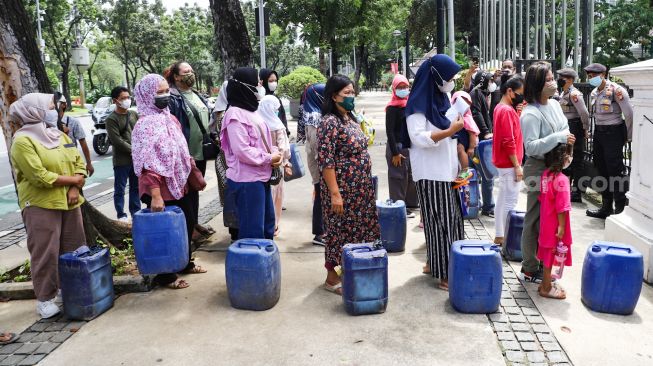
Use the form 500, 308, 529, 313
119, 99, 132, 110
563, 155, 573, 170
181, 74, 196, 88
542, 81, 558, 99
256, 86, 266, 100
511, 93, 524, 108
338, 96, 355, 111
268, 82, 278, 92
438, 80, 455, 94
487, 82, 497, 93
154, 94, 170, 109
589, 76, 603, 87
43, 109, 59, 128
557, 78, 567, 89
395, 89, 410, 99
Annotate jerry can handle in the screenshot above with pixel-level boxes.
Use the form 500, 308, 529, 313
72, 245, 91, 257
606, 246, 631, 253
237, 242, 262, 249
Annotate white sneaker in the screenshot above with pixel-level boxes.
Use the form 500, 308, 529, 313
118, 216, 130, 223
37, 299, 61, 319
54, 290, 63, 308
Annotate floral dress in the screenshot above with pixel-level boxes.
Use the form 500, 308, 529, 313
318, 114, 380, 269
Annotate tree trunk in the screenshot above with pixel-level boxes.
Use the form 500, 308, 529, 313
318, 48, 327, 75
61, 64, 72, 111
209, 0, 253, 78
353, 44, 366, 94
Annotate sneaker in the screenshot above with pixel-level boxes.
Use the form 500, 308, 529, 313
521, 268, 555, 284
118, 216, 130, 223
481, 210, 495, 218
54, 290, 63, 308
37, 299, 60, 319
406, 210, 416, 219
312, 235, 325, 246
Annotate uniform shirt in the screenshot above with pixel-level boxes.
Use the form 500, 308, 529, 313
406, 113, 458, 182
590, 80, 634, 140
10, 134, 87, 211
559, 86, 590, 131
520, 100, 570, 160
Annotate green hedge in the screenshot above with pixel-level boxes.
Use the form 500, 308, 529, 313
277, 66, 326, 100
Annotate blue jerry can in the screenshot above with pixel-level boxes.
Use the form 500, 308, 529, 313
132, 206, 189, 275
581, 241, 644, 315
226, 239, 281, 311
284, 143, 306, 182
376, 199, 407, 252
503, 210, 525, 261
476, 139, 498, 181
449, 240, 502, 314
341, 243, 388, 316
59, 246, 114, 320
460, 168, 480, 219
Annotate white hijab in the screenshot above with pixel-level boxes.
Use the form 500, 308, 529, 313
10, 93, 62, 149
257, 95, 285, 131
213, 80, 229, 113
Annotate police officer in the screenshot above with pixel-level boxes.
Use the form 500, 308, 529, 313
556, 68, 590, 203
584, 63, 634, 219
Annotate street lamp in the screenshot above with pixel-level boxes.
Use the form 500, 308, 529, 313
392, 29, 401, 71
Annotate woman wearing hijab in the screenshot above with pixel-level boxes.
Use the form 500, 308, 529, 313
221, 67, 283, 240
385, 74, 418, 214
301, 83, 327, 245
319, 75, 379, 294
259, 68, 290, 135
405, 54, 465, 290
9, 93, 87, 318
210, 80, 230, 207
132, 74, 208, 290
258, 95, 292, 235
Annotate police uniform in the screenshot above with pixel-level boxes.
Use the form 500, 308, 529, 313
556, 68, 590, 202
585, 63, 634, 218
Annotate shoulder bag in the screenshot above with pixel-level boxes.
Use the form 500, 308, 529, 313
253, 121, 283, 186
181, 93, 219, 160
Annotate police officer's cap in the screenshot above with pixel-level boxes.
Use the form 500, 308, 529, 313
556, 68, 578, 79
584, 63, 607, 74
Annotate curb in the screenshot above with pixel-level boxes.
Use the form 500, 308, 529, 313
0, 275, 154, 300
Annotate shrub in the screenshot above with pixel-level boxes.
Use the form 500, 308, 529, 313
380, 72, 395, 90
348, 73, 366, 88
87, 87, 112, 104
277, 66, 326, 100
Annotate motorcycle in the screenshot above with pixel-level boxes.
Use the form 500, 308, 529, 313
90, 97, 114, 155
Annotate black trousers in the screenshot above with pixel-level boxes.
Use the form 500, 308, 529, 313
593, 124, 629, 207
189, 160, 207, 226
141, 193, 197, 285
313, 183, 324, 236
563, 119, 586, 194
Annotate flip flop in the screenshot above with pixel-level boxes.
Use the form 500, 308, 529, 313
538, 284, 566, 299
168, 279, 190, 290
0, 333, 17, 345
324, 281, 342, 295
438, 282, 449, 291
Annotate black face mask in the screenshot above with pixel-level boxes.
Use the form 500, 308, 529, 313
154, 94, 170, 109
511, 93, 524, 108
557, 78, 567, 89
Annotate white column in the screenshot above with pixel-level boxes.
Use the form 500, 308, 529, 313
608, 59, 653, 283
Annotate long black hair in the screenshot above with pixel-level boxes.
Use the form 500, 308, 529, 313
523, 61, 551, 104
322, 74, 354, 120
500, 75, 524, 95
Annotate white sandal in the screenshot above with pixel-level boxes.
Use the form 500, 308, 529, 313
324, 281, 342, 295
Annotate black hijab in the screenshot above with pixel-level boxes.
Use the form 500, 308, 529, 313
259, 68, 279, 95
227, 67, 259, 112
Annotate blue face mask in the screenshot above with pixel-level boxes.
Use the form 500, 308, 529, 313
395, 89, 410, 99
589, 76, 603, 87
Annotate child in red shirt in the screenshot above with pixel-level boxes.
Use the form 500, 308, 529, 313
538, 143, 573, 299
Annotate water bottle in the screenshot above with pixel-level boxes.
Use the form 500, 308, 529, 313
552, 241, 568, 280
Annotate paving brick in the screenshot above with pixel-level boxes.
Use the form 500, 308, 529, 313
520, 341, 539, 351
45, 322, 68, 332
28, 323, 49, 332
0, 355, 26, 366
504, 271, 517, 279
527, 351, 547, 363
15, 343, 40, 355
527, 315, 546, 324
49, 331, 73, 343
515, 332, 535, 342
500, 298, 517, 307
29, 332, 53, 342
530, 363, 548, 366
521, 307, 540, 316
34, 342, 58, 355
17, 333, 38, 343
541, 342, 562, 351
505, 351, 526, 362
532, 324, 552, 334
552, 363, 572, 366
511, 323, 530, 332
516, 299, 536, 307
509, 314, 527, 323
513, 291, 531, 299
509, 284, 526, 292
536, 333, 556, 343
504, 306, 522, 315
0, 343, 22, 355
497, 331, 516, 341
547, 351, 569, 363
505, 278, 521, 285
63, 321, 86, 331
492, 322, 511, 332
501, 340, 521, 351
489, 313, 509, 323
501, 290, 513, 299
0, 356, 5, 363
18, 354, 46, 366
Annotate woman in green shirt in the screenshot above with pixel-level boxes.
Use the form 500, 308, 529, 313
9, 93, 87, 319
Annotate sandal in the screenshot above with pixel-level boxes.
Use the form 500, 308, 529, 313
438, 280, 449, 291
324, 281, 343, 295
538, 283, 566, 299
422, 264, 431, 275
0, 332, 17, 345
274, 227, 280, 237
168, 279, 190, 290
195, 224, 216, 236
183, 265, 208, 274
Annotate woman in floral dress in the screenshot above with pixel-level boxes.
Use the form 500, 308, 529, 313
318, 75, 380, 294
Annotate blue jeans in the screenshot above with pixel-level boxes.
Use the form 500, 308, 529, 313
114, 165, 140, 219
227, 179, 275, 240
472, 161, 495, 213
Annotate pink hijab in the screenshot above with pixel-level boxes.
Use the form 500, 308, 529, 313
451, 91, 480, 136
385, 74, 410, 111
10, 93, 62, 149
132, 74, 192, 200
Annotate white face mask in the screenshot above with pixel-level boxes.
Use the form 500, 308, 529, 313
43, 109, 59, 128
438, 80, 455, 94
119, 99, 132, 110
268, 82, 278, 92
488, 82, 497, 93
256, 86, 266, 100
563, 155, 573, 170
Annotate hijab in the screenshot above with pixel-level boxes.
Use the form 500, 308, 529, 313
258, 95, 285, 131
213, 80, 229, 113
405, 54, 461, 129
10, 93, 62, 149
386, 74, 410, 111
259, 68, 279, 95
227, 67, 259, 112
451, 91, 480, 135
300, 83, 325, 126
132, 74, 192, 200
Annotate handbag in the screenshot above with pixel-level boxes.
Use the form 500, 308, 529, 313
253, 121, 283, 186
187, 163, 207, 192
181, 93, 219, 160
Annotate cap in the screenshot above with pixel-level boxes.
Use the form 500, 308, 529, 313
556, 68, 578, 79
584, 63, 607, 73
